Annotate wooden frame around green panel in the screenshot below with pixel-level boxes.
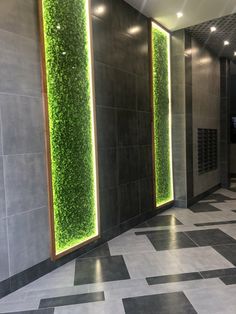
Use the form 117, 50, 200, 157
38, 0, 100, 260
150, 19, 174, 208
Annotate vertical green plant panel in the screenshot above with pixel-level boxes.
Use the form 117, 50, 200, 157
42, 0, 98, 256
152, 22, 173, 207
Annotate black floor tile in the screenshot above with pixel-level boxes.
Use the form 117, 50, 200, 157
202, 193, 235, 202
146, 231, 197, 251
213, 244, 236, 265
185, 229, 236, 246
122, 292, 197, 314
136, 215, 183, 228
2, 310, 54, 314
74, 255, 130, 285
39, 292, 104, 309
200, 267, 236, 278
146, 272, 203, 285
189, 203, 221, 213
79, 243, 110, 259
195, 220, 236, 227
220, 275, 236, 285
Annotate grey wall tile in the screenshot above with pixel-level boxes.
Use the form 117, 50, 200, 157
0, 94, 44, 155
119, 181, 139, 222
4, 153, 47, 216
117, 109, 138, 146
98, 148, 117, 190
97, 107, 117, 148
139, 177, 154, 212
8, 207, 50, 275
0, 218, 9, 281
118, 147, 140, 184
0, 28, 40, 63
0, 48, 41, 97
0, 0, 39, 40
0, 157, 6, 219
100, 188, 119, 232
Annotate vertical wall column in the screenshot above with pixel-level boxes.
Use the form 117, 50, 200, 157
171, 30, 193, 207
220, 58, 231, 188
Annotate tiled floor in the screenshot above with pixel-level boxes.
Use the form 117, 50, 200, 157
2, 183, 236, 313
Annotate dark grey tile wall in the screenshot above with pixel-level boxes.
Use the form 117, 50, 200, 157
92, 0, 154, 233
220, 58, 230, 187
192, 38, 221, 196
171, 30, 221, 205
0, 0, 50, 281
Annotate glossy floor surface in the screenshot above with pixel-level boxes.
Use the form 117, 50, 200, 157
2, 181, 236, 313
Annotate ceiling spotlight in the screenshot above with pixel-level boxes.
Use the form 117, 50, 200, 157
127, 26, 142, 35
224, 40, 230, 46
177, 12, 183, 18
94, 5, 106, 16
210, 26, 216, 32
234, 52, 236, 56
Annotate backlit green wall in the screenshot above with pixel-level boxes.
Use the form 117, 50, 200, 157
42, 0, 98, 255
152, 23, 173, 207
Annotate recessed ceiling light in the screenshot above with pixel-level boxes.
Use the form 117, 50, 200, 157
127, 26, 142, 35
94, 5, 106, 16
234, 51, 236, 56
177, 12, 183, 18
210, 26, 216, 32
224, 40, 230, 46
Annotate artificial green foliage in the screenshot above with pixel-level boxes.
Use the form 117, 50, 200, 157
152, 25, 173, 207
42, 0, 97, 254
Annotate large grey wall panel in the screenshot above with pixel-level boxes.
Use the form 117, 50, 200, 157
0, 219, 9, 281
0, 0, 38, 40
1, 95, 44, 155
4, 154, 47, 216
0, 0, 49, 282
0, 158, 6, 219
7, 207, 49, 276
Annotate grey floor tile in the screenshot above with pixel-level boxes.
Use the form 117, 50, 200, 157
189, 203, 221, 213
213, 244, 236, 265
146, 272, 203, 285
122, 291, 197, 314
136, 215, 183, 228
39, 292, 104, 309
185, 229, 236, 246
74, 256, 130, 285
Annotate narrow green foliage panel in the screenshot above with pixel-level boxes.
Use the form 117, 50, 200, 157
42, 0, 97, 255
152, 24, 173, 207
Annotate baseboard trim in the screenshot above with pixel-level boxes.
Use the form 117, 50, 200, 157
0, 202, 173, 299
187, 184, 221, 207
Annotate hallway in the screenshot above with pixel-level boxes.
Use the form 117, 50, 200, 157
1, 182, 236, 313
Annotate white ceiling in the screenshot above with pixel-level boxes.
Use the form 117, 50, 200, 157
124, 0, 236, 31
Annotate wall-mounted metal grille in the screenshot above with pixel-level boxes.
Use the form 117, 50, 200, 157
198, 129, 218, 175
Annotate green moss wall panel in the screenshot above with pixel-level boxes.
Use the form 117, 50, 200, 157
152, 22, 173, 207
42, 0, 98, 256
